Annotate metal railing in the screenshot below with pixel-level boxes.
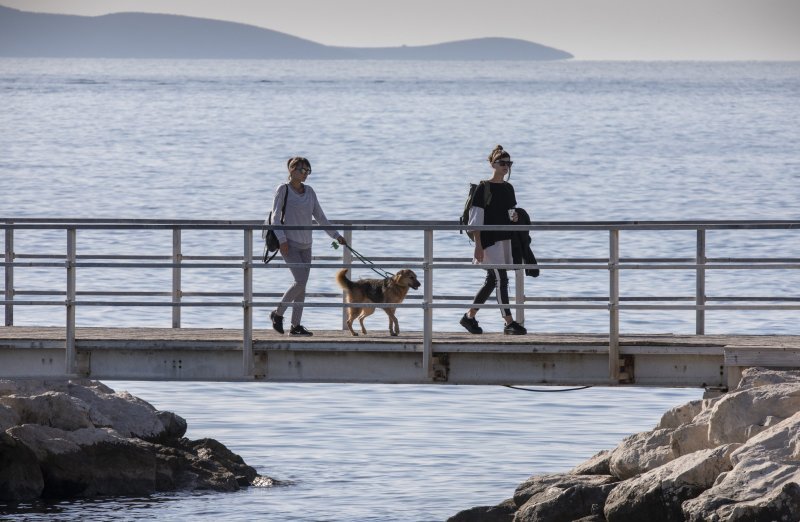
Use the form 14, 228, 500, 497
2, 218, 799, 381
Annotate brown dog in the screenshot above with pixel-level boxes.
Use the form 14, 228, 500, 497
336, 268, 421, 336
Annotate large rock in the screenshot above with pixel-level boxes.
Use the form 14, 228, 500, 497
608, 428, 674, 480
604, 444, 738, 522
707, 382, 800, 445
657, 399, 704, 430
569, 449, 611, 476
682, 410, 800, 521
0, 431, 44, 501
514, 475, 617, 522
446, 498, 516, 522
0, 404, 20, 432
0, 379, 273, 501
448, 368, 800, 522
8, 424, 159, 498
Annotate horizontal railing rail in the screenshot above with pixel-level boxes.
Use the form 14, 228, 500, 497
3, 219, 799, 381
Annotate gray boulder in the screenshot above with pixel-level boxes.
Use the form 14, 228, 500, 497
707, 382, 800, 445
514, 477, 616, 522
8, 424, 158, 498
608, 428, 674, 479
446, 498, 516, 522
0, 431, 44, 501
682, 410, 800, 521
448, 369, 800, 521
604, 444, 738, 522
512, 473, 618, 522
0, 379, 273, 501
569, 449, 611, 476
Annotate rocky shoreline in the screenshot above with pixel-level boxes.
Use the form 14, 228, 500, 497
0, 379, 275, 502
5, 369, 800, 519
448, 367, 800, 522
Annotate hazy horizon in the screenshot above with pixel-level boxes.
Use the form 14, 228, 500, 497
1, 0, 798, 61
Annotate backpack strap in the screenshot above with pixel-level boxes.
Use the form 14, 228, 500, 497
264, 184, 290, 264
270, 183, 289, 225
480, 180, 492, 207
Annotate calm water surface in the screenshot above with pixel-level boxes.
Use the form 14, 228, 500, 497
1, 59, 798, 520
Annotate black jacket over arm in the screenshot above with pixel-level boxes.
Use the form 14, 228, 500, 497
510, 208, 540, 278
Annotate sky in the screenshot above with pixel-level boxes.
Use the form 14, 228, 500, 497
2, 0, 799, 60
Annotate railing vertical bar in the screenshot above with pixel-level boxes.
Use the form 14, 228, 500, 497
696, 229, 706, 335
243, 229, 254, 377
609, 229, 620, 382
515, 269, 525, 326
66, 227, 77, 375
172, 227, 181, 328
423, 228, 434, 378
4, 225, 13, 326
342, 226, 353, 331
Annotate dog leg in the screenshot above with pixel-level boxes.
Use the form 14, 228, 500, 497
358, 308, 375, 335
385, 308, 399, 336
346, 307, 359, 336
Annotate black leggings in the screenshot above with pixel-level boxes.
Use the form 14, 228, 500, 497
472, 269, 511, 318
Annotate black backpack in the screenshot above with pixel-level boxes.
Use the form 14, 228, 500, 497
460, 180, 492, 241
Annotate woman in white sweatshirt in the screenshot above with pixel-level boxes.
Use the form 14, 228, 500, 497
268, 156, 346, 336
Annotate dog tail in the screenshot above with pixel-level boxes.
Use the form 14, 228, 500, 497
336, 268, 353, 290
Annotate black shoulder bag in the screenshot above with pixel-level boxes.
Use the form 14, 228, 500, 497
263, 184, 289, 264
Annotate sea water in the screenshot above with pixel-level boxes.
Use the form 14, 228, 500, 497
1, 59, 799, 521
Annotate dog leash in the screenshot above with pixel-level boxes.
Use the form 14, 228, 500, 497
332, 241, 394, 279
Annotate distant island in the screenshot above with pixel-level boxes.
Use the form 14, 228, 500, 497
0, 5, 573, 61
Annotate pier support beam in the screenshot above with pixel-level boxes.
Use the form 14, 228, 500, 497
65, 228, 77, 375
696, 229, 706, 335
609, 229, 620, 382
243, 229, 254, 377
172, 227, 181, 328
423, 229, 434, 378
4, 226, 12, 326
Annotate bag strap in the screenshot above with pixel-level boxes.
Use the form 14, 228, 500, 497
481, 180, 492, 207
269, 183, 290, 225
263, 184, 291, 264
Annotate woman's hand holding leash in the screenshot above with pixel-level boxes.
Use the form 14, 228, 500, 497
280, 242, 289, 257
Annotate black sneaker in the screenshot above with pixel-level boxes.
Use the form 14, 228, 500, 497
289, 324, 313, 336
503, 321, 527, 335
270, 311, 284, 334
459, 314, 483, 334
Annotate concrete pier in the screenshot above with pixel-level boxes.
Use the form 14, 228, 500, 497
2, 326, 798, 389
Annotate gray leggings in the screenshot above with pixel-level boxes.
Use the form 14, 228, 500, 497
276, 246, 312, 326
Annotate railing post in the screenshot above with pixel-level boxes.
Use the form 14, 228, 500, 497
172, 227, 181, 328
696, 229, 706, 335
515, 268, 525, 326
609, 229, 620, 382
341, 226, 353, 331
423, 228, 434, 378
243, 229, 254, 377
66, 227, 77, 375
4, 225, 13, 326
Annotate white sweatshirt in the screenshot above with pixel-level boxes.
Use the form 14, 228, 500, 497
267, 183, 341, 249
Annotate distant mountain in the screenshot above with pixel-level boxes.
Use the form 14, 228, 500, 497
0, 5, 573, 60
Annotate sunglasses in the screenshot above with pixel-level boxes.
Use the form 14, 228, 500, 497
297, 167, 312, 174
495, 160, 513, 167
